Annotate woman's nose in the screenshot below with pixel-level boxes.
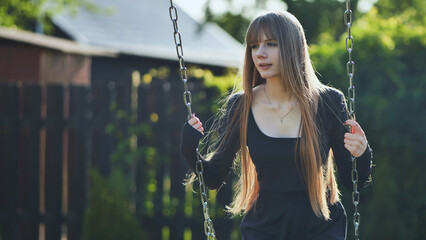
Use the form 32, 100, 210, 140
256, 46, 266, 58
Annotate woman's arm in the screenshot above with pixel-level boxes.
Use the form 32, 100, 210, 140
329, 90, 373, 191
180, 94, 242, 189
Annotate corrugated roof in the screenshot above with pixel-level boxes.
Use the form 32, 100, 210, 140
52, 0, 244, 68
0, 26, 117, 57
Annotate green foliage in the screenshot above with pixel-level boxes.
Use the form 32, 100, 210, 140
0, 0, 38, 30
375, 0, 425, 20
106, 101, 154, 172
284, 0, 354, 43
0, 0, 111, 33
205, 11, 251, 43
310, 7, 426, 239
81, 169, 145, 240
189, 67, 237, 93
81, 97, 158, 239
174, 66, 239, 116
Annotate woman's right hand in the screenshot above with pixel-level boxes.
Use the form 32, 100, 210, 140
188, 113, 204, 135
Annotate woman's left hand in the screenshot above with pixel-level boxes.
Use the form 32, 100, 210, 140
343, 120, 368, 158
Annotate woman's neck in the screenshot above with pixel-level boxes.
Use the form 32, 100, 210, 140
264, 78, 294, 104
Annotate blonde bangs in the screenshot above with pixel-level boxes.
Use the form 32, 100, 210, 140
245, 16, 277, 45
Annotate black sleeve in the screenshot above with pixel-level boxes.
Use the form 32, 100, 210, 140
328, 90, 373, 191
180, 94, 242, 189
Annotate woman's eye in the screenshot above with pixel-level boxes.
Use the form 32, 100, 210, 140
267, 42, 278, 47
250, 44, 259, 49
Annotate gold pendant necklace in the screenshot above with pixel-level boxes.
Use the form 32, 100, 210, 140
263, 85, 297, 124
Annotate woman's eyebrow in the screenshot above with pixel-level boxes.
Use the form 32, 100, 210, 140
252, 39, 276, 43
249, 38, 276, 44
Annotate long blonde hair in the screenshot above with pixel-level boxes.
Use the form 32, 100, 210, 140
185, 11, 340, 220
224, 11, 340, 220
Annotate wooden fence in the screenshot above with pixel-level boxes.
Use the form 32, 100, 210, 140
0, 79, 237, 240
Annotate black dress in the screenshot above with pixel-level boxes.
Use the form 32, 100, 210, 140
180, 88, 373, 240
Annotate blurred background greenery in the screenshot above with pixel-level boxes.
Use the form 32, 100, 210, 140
1, 0, 425, 239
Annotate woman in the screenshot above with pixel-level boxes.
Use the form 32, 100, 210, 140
180, 11, 372, 240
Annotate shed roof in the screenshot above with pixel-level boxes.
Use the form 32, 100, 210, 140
52, 0, 244, 68
0, 26, 117, 57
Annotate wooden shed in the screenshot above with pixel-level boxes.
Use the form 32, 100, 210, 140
0, 27, 117, 86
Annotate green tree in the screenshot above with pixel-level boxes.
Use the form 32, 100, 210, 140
284, 0, 354, 43
204, 9, 251, 44
375, 0, 425, 19
0, 0, 108, 33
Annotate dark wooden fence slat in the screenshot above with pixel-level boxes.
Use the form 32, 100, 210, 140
17, 85, 41, 240
90, 84, 113, 176
44, 85, 64, 240
136, 83, 150, 238
67, 86, 90, 240
149, 80, 164, 240
0, 84, 19, 240
156, 80, 173, 239
136, 80, 167, 240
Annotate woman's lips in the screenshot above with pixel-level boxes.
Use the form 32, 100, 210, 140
259, 63, 272, 70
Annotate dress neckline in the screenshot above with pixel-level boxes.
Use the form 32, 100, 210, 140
249, 108, 300, 140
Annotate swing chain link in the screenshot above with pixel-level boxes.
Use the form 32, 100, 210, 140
169, 1, 192, 118
345, 1, 361, 239
169, 1, 217, 239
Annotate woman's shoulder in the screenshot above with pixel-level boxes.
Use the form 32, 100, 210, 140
320, 86, 345, 101
219, 91, 244, 117
319, 86, 346, 107
317, 86, 348, 121
228, 91, 244, 102
226, 91, 244, 108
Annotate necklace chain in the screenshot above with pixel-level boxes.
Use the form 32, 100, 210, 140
263, 85, 297, 124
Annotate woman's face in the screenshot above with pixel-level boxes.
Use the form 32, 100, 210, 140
250, 33, 281, 81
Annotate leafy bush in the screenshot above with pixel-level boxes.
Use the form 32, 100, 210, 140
81, 169, 145, 240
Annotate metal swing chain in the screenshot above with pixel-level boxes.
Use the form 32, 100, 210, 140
344, 1, 361, 239
168, 1, 217, 239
